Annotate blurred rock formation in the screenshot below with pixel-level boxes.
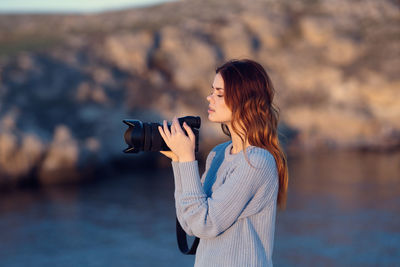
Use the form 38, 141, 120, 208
0, 0, 399, 186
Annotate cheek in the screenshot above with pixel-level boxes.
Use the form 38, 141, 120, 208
221, 102, 230, 113
217, 99, 227, 109
220, 104, 232, 118
215, 99, 230, 114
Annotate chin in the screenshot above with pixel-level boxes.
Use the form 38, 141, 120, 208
208, 117, 223, 124
207, 114, 219, 123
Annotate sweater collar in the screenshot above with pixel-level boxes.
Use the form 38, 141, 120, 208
224, 141, 255, 161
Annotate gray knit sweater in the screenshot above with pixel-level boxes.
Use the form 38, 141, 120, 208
171, 141, 279, 267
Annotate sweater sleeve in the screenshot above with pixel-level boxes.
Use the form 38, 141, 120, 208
171, 149, 217, 236
176, 149, 278, 239
171, 161, 190, 234
171, 161, 183, 193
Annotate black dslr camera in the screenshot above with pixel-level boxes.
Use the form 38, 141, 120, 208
123, 116, 201, 153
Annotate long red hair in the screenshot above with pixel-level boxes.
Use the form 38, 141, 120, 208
216, 59, 289, 209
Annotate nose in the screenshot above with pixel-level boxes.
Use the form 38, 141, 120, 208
206, 94, 213, 103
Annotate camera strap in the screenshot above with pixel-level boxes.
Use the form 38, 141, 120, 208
176, 217, 200, 254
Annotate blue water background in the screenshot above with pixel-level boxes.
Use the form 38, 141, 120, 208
0, 150, 399, 266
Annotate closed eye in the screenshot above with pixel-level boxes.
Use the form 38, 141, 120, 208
210, 88, 224, 97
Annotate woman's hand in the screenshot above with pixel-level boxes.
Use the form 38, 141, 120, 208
159, 151, 179, 162
158, 116, 196, 162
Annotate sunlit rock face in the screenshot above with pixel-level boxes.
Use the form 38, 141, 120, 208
0, 0, 399, 185
38, 125, 80, 184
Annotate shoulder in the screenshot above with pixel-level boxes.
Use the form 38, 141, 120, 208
243, 146, 277, 170
231, 147, 278, 187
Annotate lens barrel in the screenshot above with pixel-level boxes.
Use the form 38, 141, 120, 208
123, 116, 201, 153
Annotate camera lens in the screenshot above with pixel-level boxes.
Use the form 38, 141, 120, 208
123, 116, 201, 153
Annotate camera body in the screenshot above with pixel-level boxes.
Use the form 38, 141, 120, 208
123, 116, 200, 153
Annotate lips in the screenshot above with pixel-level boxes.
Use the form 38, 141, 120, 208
208, 106, 215, 111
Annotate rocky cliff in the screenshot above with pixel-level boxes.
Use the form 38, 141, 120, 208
0, 0, 399, 186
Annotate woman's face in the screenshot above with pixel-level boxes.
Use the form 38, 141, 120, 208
207, 73, 232, 124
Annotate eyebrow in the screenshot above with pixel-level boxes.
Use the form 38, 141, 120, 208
211, 85, 224, 90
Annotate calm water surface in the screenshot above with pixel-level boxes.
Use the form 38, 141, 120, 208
0, 151, 399, 267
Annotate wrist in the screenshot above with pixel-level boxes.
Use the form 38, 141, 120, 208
178, 154, 195, 162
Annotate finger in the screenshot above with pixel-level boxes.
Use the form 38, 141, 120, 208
163, 119, 170, 137
171, 120, 177, 134
160, 151, 169, 157
183, 122, 196, 141
173, 116, 184, 133
160, 151, 172, 159
160, 151, 178, 161
158, 126, 167, 141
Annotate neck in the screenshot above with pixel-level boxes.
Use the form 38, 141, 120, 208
227, 123, 250, 154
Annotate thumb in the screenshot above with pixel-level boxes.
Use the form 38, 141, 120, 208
160, 151, 178, 161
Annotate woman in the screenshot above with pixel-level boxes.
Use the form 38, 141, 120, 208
158, 59, 288, 267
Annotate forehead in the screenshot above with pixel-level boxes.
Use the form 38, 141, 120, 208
212, 73, 224, 89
